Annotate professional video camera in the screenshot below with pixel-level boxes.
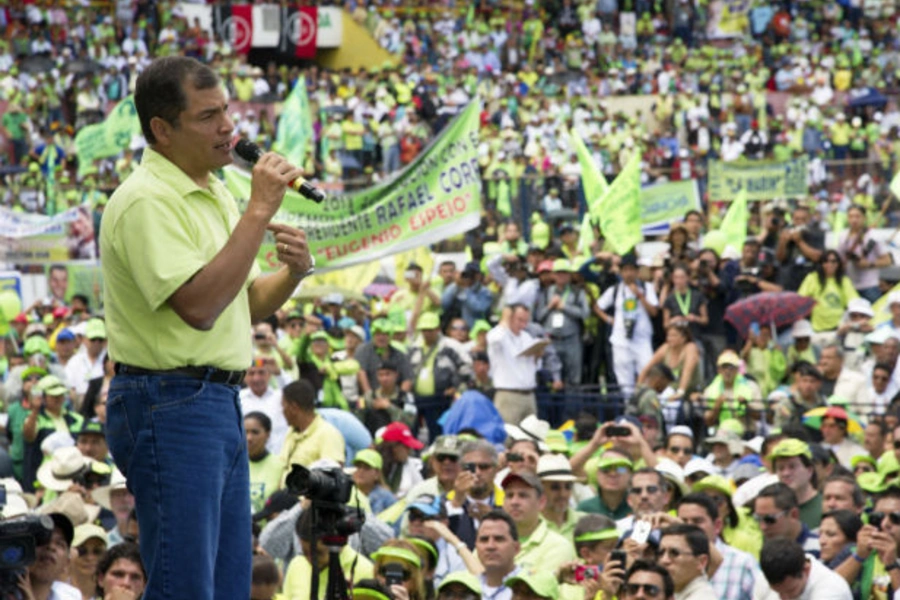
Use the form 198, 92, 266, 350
0, 508, 55, 600
286, 464, 365, 600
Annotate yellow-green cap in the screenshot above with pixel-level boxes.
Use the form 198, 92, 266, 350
574, 528, 619, 543
470, 320, 491, 340
692, 474, 734, 498
38, 374, 67, 396
310, 331, 329, 342
851, 454, 876, 470
767, 439, 812, 462
552, 258, 575, 273
596, 454, 633, 471
878, 451, 899, 475
353, 449, 383, 470
505, 569, 559, 599
84, 318, 107, 340
544, 430, 569, 454
858, 471, 887, 494
438, 571, 482, 595
417, 312, 440, 330
371, 318, 392, 333
371, 546, 421, 569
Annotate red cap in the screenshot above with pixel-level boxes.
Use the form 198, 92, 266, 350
537, 260, 555, 274
11, 313, 29, 324
823, 406, 849, 421
52, 307, 70, 319
381, 422, 424, 450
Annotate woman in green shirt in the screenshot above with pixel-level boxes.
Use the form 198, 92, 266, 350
798, 250, 858, 334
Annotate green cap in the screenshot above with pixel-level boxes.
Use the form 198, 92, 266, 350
371, 318, 392, 334
851, 454, 876, 470
469, 320, 491, 341
20, 366, 48, 381
505, 570, 559, 599
416, 312, 440, 331
552, 259, 575, 273
353, 449, 383, 470
84, 318, 107, 340
596, 453, 633, 471
767, 439, 812, 462
574, 528, 619, 543
371, 546, 421, 569
310, 331, 329, 342
858, 471, 887, 494
23, 337, 51, 357
438, 571, 482, 595
38, 375, 67, 396
692, 474, 734, 498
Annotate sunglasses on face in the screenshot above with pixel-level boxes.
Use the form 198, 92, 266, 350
629, 485, 661, 495
753, 510, 788, 525
657, 547, 693, 560
869, 511, 900, 528
463, 462, 494, 472
435, 454, 459, 463
548, 482, 573, 491
667, 446, 692, 455
600, 466, 630, 475
623, 583, 663, 598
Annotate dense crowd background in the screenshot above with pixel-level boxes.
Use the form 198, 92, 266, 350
6, 1, 900, 600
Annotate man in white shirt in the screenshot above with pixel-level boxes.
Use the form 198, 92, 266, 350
596, 254, 659, 395
240, 358, 288, 453
759, 538, 852, 600
64, 318, 107, 399
487, 305, 541, 424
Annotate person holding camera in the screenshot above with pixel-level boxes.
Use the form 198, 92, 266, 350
765, 205, 825, 292
16, 512, 79, 600
372, 540, 428, 600
730, 240, 783, 300
837, 204, 892, 303
598, 558, 675, 600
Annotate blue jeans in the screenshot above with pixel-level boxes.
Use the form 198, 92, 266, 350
106, 374, 251, 600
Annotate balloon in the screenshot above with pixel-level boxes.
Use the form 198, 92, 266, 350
703, 230, 727, 255
0, 290, 22, 337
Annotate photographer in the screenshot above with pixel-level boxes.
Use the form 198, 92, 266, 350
730, 240, 783, 300
372, 540, 427, 600
837, 204, 892, 303
772, 205, 825, 292
17, 512, 79, 600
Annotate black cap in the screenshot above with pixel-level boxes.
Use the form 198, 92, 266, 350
462, 262, 481, 276
49, 513, 74, 547
471, 351, 489, 363
620, 253, 639, 268
252, 490, 299, 522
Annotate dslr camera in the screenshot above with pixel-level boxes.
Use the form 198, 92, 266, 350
286, 465, 363, 540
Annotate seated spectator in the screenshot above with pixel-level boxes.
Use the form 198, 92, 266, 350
759, 537, 852, 600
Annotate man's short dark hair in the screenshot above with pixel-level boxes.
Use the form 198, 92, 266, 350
660, 524, 709, 559
252, 554, 280, 585
507, 303, 530, 316
478, 510, 519, 542
760, 538, 807, 585
71, 293, 90, 309
49, 264, 67, 276
678, 493, 719, 521
795, 361, 822, 381
95, 542, 145, 595
756, 482, 799, 511
135, 56, 220, 145
633, 467, 667, 490
244, 411, 272, 434
282, 380, 316, 412
625, 560, 675, 599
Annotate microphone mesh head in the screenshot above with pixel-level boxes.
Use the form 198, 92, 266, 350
234, 138, 262, 162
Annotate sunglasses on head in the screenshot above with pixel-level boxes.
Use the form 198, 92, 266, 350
753, 510, 788, 525
623, 583, 663, 598
629, 485, 661, 495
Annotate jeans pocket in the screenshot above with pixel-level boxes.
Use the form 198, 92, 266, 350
106, 394, 136, 476
152, 379, 207, 414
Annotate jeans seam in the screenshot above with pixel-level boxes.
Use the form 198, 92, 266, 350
149, 421, 170, 597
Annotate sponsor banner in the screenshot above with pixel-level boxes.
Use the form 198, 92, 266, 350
708, 157, 808, 201
640, 179, 701, 234
224, 103, 483, 272
0, 204, 97, 264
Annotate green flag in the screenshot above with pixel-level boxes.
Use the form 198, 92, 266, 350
572, 130, 608, 252
274, 77, 312, 168
74, 95, 141, 176
719, 187, 749, 252
592, 153, 642, 255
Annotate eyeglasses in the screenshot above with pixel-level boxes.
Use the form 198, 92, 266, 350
629, 485, 661, 495
548, 482, 573, 491
77, 546, 105, 557
88, 338, 105, 342
667, 446, 692, 455
463, 462, 494, 471
623, 583, 663, 598
657, 547, 694, 559
869, 511, 900, 527
436, 454, 459, 463
378, 566, 411, 581
506, 453, 524, 463
753, 510, 788, 525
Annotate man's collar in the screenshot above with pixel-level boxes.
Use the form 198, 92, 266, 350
140, 147, 213, 198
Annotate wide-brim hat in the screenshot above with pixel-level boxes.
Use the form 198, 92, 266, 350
37, 447, 90, 492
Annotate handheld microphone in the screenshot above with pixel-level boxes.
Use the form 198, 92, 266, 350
233, 139, 327, 203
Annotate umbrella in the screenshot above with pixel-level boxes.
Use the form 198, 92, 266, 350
293, 285, 366, 304
363, 281, 397, 298
19, 55, 54, 74
802, 406, 863, 435
847, 87, 887, 108
724, 292, 815, 338
64, 59, 102, 75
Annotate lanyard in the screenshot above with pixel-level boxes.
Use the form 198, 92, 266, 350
674, 289, 691, 317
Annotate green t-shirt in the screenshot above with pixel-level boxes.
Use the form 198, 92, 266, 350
1, 112, 27, 140
100, 148, 261, 370
249, 452, 283, 514
798, 492, 823, 531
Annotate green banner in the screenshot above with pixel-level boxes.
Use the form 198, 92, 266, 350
225, 103, 483, 272
708, 157, 808, 201
592, 153, 643, 255
640, 179, 701, 235
274, 78, 311, 169
74, 95, 141, 176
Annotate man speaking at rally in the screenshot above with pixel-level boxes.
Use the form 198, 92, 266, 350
99, 56, 313, 599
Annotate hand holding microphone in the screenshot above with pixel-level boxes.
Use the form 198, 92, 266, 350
233, 139, 326, 203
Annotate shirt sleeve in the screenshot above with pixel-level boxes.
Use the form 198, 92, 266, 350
597, 286, 615, 311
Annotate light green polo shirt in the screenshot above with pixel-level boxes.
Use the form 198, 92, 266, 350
544, 509, 586, 541
516, 517, 577, 573
100, 148, 261, 371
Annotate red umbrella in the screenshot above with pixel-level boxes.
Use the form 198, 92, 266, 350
725, 292, 816, 338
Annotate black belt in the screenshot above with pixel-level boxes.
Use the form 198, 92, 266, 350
495, 388, 535, 394
115, 363, 246, 386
